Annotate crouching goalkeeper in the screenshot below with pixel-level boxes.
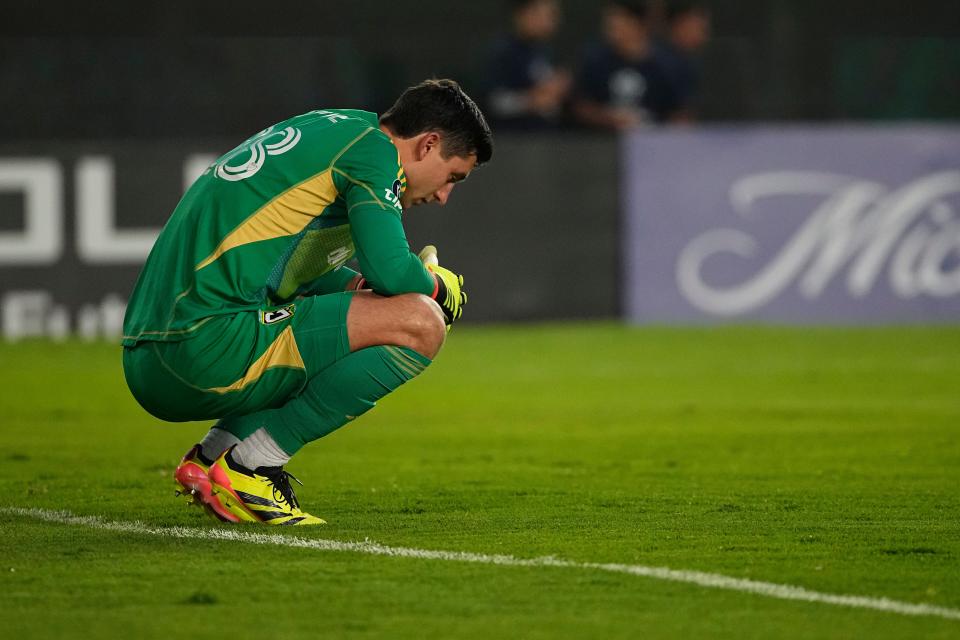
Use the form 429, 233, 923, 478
121, 79, 492, 525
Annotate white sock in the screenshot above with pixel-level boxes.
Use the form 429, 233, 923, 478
198, 427, 240, 462
232, 427, 291, 470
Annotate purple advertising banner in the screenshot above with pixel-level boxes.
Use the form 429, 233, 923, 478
623, 126, 960, 324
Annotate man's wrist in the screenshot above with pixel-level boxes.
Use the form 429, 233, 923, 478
347, 275, 367, 291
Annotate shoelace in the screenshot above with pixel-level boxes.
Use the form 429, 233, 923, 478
259, 467, 304, 510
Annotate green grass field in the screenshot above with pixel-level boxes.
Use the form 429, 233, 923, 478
2, 324, 959, 638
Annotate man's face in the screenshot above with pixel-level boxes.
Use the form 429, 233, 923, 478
603, 7, 647, 55
401, 136, 477, 208
516, 0, 561, 41
673, 10, 711, 52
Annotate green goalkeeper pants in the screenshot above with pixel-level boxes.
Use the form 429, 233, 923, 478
122, 293, 354, 423
123, 291, 431, 454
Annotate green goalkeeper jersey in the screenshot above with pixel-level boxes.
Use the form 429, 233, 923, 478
122, 109, 435, 347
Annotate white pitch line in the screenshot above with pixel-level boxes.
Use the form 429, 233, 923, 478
4, 506, 959, 622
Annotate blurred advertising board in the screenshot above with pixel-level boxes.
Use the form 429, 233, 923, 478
623, 127, 960, 324
0, 144, 216, 341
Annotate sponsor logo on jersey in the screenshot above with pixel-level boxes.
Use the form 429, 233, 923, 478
384, 186, 403, 211
327, 246, 352, 266
392, 179, 403, 199
259, 304, 295, 325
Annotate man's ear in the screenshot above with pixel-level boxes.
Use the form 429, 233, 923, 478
416, 132, 442, 160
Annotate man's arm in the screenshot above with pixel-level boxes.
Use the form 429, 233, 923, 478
347, 206, 435, 296
334, 130, 436, 297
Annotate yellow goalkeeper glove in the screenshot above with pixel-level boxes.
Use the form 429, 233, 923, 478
419, 245, 466, 325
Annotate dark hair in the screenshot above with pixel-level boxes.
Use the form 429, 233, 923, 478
608, 1, 648, 21
380, 79, 493, 165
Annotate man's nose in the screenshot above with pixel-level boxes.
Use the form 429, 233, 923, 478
434, 183, 454, 206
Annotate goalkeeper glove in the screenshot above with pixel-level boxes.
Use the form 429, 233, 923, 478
419, 246, 466, 325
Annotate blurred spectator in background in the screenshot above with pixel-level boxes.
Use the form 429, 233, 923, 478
654, 1, 711, 122
482, 0, 572, 130
573, 1, 681, 129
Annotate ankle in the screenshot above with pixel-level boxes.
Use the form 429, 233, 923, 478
232, 427, 291, 469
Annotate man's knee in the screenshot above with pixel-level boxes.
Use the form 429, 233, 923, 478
346, 291, 446, 358
400, 294, 446, 358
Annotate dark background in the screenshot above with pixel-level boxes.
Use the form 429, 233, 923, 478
3, 0, 958, 141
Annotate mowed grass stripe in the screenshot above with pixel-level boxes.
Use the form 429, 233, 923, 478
6, 506, 960, 622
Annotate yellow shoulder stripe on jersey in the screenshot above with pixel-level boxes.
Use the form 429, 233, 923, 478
195, 169, 338, 271
206, 326, 304, 394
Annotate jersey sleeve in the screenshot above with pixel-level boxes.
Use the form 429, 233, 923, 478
333, 129, 435, 297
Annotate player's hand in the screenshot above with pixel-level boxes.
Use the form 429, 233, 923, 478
428, 263, 466, 325
419, 245, 466, 325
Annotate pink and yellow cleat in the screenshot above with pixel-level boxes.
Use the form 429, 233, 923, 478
174, 444, 239, 523
207, 447, 326, 526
